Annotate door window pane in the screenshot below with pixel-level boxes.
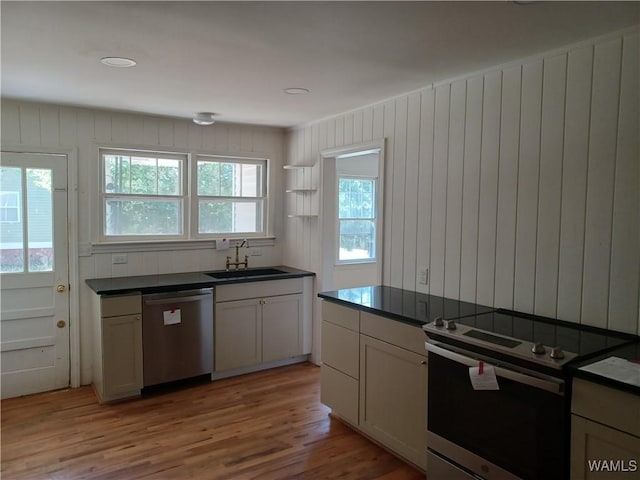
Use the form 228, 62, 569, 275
0, 167, 24, 272
27, 168, 53, 272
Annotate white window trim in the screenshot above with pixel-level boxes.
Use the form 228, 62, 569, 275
99, 148, 188, 242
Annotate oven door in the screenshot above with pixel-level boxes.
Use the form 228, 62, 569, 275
425, 340, 567, 480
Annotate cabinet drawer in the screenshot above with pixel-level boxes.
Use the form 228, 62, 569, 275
572, 378, 640, 437
360, 312, 425, 356
321, 364, 359, 426
101, 294, 141, 317
322, 320, 359, 379
322, 301, 359, 331
216, 278, 303, 302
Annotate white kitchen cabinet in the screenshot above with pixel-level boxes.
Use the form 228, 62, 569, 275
571, 377, 640, 479
319, 301, 428, 471
215, 298, 262, 371
320, 301, 360, 425
359, 314, 428, 471
214, 277, 312, 376
91, 293, 143, 403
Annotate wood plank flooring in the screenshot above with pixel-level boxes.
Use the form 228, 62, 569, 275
1, 363, 423, 479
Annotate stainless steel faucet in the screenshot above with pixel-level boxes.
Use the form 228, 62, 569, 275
226, 239, 249, 271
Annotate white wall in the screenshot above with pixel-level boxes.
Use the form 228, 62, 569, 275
285, 29, 639, 335
1, 101, 287, 383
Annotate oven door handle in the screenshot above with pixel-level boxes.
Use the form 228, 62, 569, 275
425, 341, 564, 395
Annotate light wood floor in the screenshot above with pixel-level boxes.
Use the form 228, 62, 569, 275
1, 362, 423, 479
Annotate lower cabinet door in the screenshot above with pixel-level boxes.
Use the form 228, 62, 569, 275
359, 334, 428, 470
571, 415, 640, 479
102, 314, 143, 397
320, 364, 359, 426
215, 299, 261, 371
262, 294, 303, 363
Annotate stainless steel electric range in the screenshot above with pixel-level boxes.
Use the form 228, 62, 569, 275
423, 308, 636, 480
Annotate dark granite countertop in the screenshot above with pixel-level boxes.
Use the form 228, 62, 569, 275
571, 340, 640, 396
318, 285, 495, 328
86, 266, 315, 295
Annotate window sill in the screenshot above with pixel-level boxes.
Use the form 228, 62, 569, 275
85, 237, 276, 256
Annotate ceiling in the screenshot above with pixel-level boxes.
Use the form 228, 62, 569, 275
2, 1, 638, 128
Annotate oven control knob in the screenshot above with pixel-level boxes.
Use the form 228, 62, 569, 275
433, 316, 444, 327
531, 343, 546, 355
445, 320, 457, 330
550, 347, 565, 359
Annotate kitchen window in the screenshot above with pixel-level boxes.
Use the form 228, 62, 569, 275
101, 149, 187, 240
100, 149, 268, 242
195, 155, 266, 236
338, 176, 377, 263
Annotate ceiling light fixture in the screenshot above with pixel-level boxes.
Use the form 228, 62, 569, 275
100, 57, 137, 68
193, 112, 216, 126
284, 87, 310, 95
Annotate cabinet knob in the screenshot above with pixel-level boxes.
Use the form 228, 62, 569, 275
420, 360, 427, 365
56, 320, 66, 328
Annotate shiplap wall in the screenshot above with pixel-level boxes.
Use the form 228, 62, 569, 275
285, 30, 639, 335
1, 101, 286, 383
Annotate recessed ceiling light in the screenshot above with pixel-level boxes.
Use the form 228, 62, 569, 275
284, 87, 310, 95
100, 57, 137, 68
193, 112, 216, 126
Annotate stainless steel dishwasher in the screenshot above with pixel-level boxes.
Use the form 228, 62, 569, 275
142, 288, 213, 387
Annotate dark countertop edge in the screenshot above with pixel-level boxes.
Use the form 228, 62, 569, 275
569, 339, 640, 396
571, 368, 640, 397
86, 267, 315, 295
317, 292, 428, 328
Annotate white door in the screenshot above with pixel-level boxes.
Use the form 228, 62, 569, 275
0, 152, 70, 399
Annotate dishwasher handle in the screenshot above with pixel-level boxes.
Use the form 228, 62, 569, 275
144, 293, 211, 306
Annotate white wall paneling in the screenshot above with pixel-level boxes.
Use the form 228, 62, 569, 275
460, 76, 483, 304
285, 28, 639, 334
514, 60, 543, 313
535, 54, 567, 319
608, 32, 639, 333
494, 65, 521, 310
0, 100, 286, 384
582, 38, 623, 329
444, 80, 466, 300
476, 71, 502, 307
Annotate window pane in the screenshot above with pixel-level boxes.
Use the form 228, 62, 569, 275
27, 168, 53, 272
158, 159, 181, 195
131, 156, 158, 194
105, 198, 182, 235
0, 167, 24, 272
197, 160, 262, 197
199, 200, 262, 234
104, 155, 131, 193
105, 154, 181, 196
339, 178, 374, 219
339, 219, 375, 261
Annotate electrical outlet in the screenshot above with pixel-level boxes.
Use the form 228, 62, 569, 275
419, 267, 428, 285
112, 253, 128, 265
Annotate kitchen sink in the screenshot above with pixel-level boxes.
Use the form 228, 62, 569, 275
206, 268, 288, 280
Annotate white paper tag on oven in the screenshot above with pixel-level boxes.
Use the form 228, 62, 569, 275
469, 363, 500, 390
163, 309, 181, 325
